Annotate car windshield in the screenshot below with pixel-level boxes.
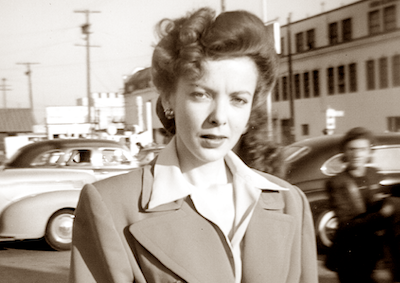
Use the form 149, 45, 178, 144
101, 148, 133, 166
371, 146, 400, 172
282, 145, 310, 163
31, 150, 65, 167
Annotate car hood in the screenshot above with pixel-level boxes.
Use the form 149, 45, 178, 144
0, 168, 97, 212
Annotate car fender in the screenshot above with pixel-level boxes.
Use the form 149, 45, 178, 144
0, 190, 81, 240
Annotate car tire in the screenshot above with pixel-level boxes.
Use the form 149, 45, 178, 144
316, 210, 338, 251
45, 209, 75, 251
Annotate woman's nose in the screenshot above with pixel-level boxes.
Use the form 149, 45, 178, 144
208, 99, 227, 126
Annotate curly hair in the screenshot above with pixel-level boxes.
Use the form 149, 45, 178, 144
152, 7, 282, 175
151, 7, 279, 134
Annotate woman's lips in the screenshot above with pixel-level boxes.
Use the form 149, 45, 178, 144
200, 135, 227, 148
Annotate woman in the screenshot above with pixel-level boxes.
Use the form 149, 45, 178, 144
326, 127, 398, 282
69, 7, 318, 283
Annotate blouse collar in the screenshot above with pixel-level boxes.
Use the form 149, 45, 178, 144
148, 136, 287, 210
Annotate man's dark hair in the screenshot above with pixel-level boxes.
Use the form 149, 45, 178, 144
340, 127, 375, 152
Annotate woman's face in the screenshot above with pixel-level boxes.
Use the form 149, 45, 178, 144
344, 138, 372, 170
167, 57, 258, 166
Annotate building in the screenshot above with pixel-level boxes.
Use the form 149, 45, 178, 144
0, 108, 36, 160
123, 68, 166, 145
272, 0, 400, 144
46, 92, 125, 139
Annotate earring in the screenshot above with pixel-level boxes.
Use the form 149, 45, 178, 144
164, 108, 174, 119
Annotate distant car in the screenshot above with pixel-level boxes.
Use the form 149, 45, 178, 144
5, 138, 138, 179
283, 133, 400, 250
0, 138, 138, 251
136, 144, 165, 166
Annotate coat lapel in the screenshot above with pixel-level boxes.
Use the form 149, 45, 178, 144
242, 190, 295, 283
129, 197, 235, 283
131, 165, 294, 283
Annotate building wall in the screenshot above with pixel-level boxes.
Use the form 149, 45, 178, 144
124, 87, 163, 133
273, 0, 400, 144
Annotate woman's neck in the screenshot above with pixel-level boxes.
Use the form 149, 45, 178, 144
179, 156, 230, 189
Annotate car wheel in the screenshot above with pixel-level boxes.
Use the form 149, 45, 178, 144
45, 209, 75, 251
316, 210, 338, 250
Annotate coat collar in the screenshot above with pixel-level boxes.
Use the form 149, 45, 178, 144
131, 188, 292, 283
140, 164, 286, 213
131, 166, 291, 283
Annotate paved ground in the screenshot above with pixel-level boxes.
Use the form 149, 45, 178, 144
0, 239, 394, 283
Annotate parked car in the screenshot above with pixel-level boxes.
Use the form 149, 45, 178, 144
0, 138, 138, 251
136, 144, 165, 166
283, 133, 400, 250
4, 138, 138, 179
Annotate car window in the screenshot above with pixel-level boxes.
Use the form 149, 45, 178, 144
66, 149, 92, 166
372, 146, 400, 172
320, 154, 346, 176
101, 149, 131, 166
320, 146, 400, 176
283, 146, 310, 163
31, 150, 64, 167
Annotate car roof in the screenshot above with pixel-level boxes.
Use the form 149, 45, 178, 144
5, 138, 126, 168
287, 133, 400, 153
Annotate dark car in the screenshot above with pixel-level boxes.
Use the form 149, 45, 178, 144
283, 133, 400, 250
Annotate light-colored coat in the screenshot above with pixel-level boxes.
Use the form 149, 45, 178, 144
69, 165, 318, 283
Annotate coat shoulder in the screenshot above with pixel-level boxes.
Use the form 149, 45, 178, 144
90, 167, 147, 206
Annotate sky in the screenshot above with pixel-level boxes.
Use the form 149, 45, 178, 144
0, 0, 359, 124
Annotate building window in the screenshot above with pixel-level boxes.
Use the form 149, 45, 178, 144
282, 76, 288, 100
349, 63, 358, 92
302, 124, 309, 136
379, 57, 389, 89
338, 65, 346, 93
294, 74, 301, 99
303, 72, 310, 98
393, 55, 400, 87
342, 18, 352, 42
384, 5, 397, 31
306, 29, 315, 50
327, 67, 335, 95
274, 80, 280, 101
366, 60, 376, 90
369, 10, 380, 35
329, 22, 338, 45
388, 117, 400, 132
295, 32, 304, 53
313, 70, 320, 97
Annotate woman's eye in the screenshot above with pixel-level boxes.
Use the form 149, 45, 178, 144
232, 96, 248, 105
191, 92, 209, 100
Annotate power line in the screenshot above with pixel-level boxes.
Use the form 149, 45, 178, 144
16, 62, 39, 111
74, 9, 101, 128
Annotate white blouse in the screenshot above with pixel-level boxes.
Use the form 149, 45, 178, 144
148, 137, 287, 283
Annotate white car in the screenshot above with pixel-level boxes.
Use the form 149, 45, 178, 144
0, 139, 138, 250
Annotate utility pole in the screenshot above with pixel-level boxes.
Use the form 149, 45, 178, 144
0, 78, 12, 108
221, 0, 226, 12
287, 13, 295, 144
16, 62, 39, 110
74, 10, 100, 129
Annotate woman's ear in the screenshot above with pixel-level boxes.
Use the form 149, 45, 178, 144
161, 97, 169, 111
156, 96, 176, 135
